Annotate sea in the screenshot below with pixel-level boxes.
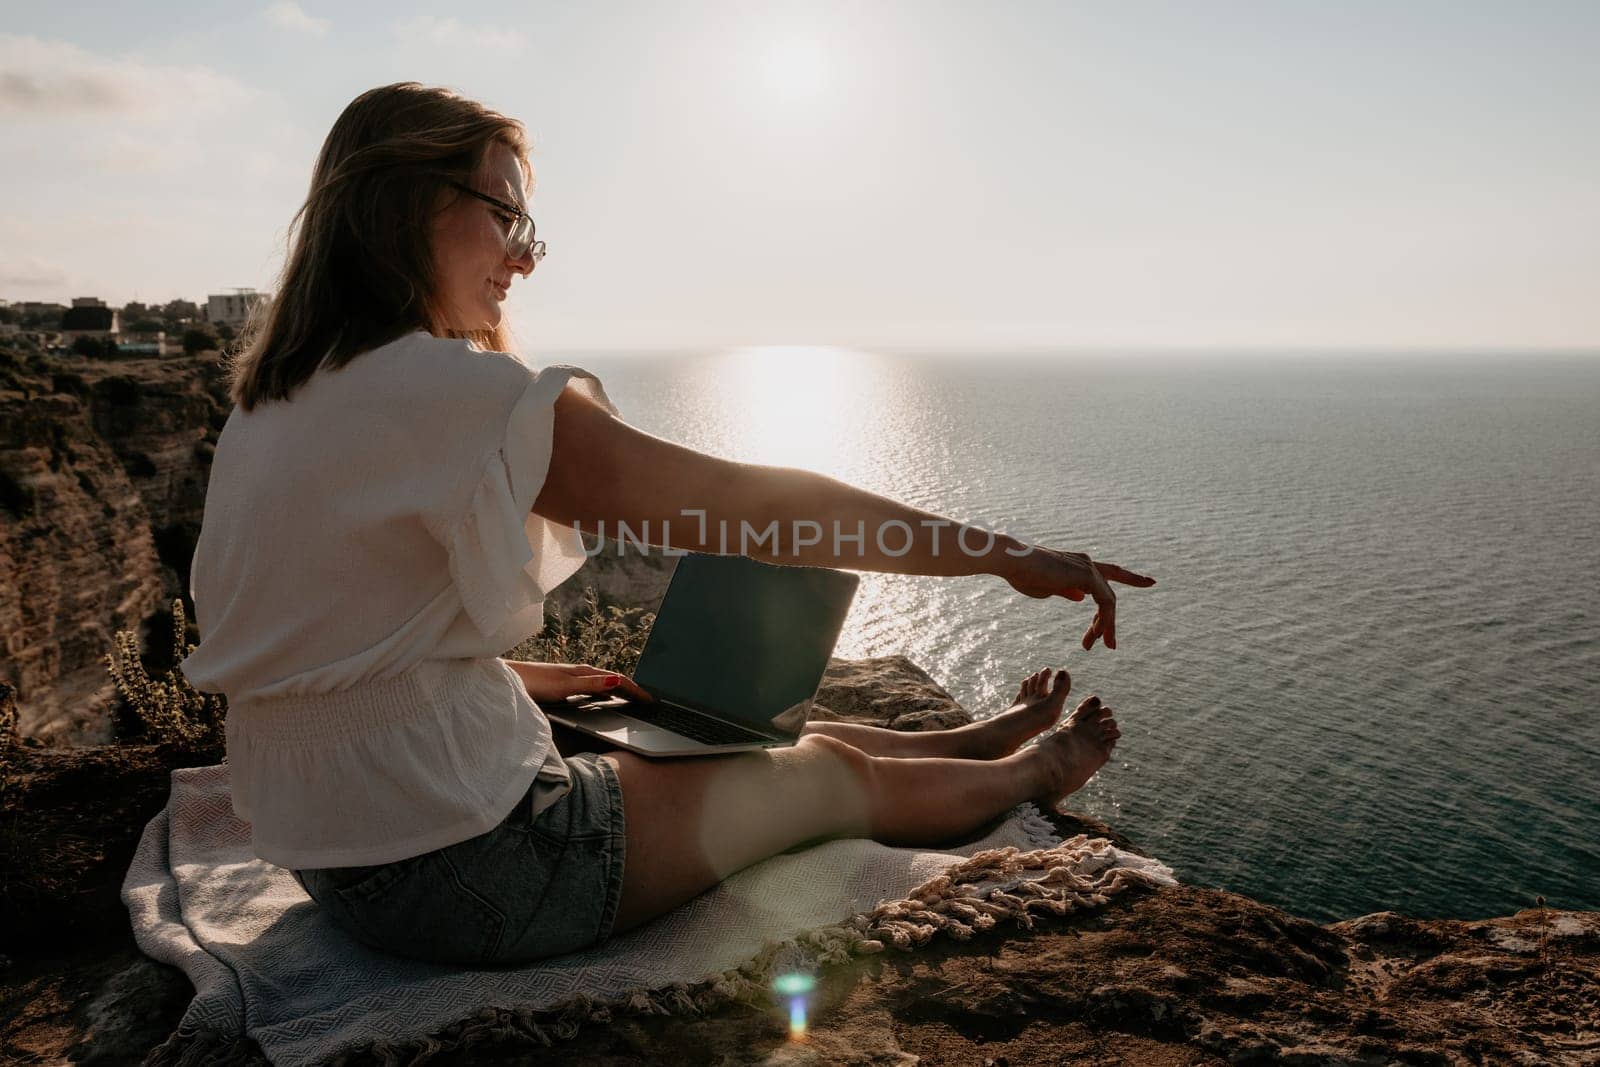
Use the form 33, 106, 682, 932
549, 347, 1600, 924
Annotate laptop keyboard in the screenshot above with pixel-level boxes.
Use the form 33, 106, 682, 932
620, 702, 773, 747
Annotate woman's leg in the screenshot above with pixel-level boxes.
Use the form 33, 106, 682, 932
557, 666, 1074, 760
799, 667, 1078, 759
603, 671, 1119, 934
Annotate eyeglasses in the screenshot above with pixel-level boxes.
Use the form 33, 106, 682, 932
447, 180, 546, 266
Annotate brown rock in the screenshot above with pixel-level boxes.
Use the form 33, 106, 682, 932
545, 540, 680, 620
2, 946, 193, 1066
811, 654, 972, 732
4, 664, 1598, 1066
1, 739, 223, 955
0, 348, 229, 746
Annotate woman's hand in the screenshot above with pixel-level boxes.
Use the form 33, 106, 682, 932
503, 659, 655, 705
1002, 545, 1156, 651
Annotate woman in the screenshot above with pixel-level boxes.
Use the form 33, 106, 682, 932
180, 82, 1154, 967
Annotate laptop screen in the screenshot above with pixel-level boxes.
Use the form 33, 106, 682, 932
631, 553, 860, 738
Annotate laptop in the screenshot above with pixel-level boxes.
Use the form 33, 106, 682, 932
544, 552, 860, 756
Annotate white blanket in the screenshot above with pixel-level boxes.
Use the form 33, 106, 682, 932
123, 763, 1176, 1066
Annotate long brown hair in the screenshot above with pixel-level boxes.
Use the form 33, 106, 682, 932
226, 82, 532, 411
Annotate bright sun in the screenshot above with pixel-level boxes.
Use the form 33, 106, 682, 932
761, 38, 830, 100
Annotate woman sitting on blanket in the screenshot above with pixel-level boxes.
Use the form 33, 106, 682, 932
193, 81, 1154, 966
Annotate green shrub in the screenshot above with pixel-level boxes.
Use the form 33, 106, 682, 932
504, 584, 655, 675
50, 371, 89, 397
104, 598, 227, 749
182, 328, 217, 356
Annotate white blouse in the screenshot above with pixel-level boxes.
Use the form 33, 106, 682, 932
179, 330, 618, 869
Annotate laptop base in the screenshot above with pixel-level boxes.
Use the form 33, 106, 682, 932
546, 704, 796, 758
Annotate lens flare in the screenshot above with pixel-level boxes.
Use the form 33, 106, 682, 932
772, 971, 816, 1040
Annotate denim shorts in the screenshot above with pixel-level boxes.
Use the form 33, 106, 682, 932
290, 752, 627, 967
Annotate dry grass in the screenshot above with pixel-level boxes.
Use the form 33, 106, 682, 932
99, 587, 652, 754
100, 588, 646, 755
0, 682, 16, 795
504, 584, 656, 675
104, 598, 227, 750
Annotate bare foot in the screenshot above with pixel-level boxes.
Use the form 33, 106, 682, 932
958, 668, 1075, 759
1029, 691, 1120, 812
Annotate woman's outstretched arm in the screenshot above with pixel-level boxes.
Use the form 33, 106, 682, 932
531, 385, 1154, 649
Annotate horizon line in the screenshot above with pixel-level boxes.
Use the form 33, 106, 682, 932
528, 341, 1600, 357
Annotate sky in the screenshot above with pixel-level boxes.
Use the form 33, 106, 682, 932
2, 1, 1596, 352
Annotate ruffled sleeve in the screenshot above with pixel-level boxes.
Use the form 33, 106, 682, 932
438, 364, 620, 642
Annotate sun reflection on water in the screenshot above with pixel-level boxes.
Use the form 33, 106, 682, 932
631, 346, 1013, 708
678, 345, 944, 663
707, 345, 877, 478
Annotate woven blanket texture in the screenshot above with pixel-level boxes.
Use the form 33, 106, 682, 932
123, 763, 1176, 1066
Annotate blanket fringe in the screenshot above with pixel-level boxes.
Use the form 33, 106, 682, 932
143, 1026, 261, 1066
148, 834, 1170, 1066
1015, 800, 1061, 850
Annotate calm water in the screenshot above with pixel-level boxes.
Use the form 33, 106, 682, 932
553, 348, 1600, 923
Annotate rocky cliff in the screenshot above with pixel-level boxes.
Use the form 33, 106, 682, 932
0, 341, 675, 749
2, 665, 1596, 1065
0, 346, 228, 745
2, 348, 1595, 1063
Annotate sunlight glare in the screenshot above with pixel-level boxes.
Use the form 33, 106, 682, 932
716, 345, 866, 476
761, 37, 830, 101
704, 345, 914, 661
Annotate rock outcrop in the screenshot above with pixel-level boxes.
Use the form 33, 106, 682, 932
2, 664, 1596, 1066
545, 542, 679, 622
3, 346, 1595, 1063
0, 343, 688, 748
0, 348, 229, 745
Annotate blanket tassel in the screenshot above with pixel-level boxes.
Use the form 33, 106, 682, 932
143, 1026, 258, 1066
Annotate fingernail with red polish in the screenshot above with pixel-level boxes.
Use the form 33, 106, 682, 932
605, 674, 622, 686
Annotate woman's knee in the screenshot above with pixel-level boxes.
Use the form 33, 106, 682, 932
796, 729, 871, 760
793, 732, 879, 808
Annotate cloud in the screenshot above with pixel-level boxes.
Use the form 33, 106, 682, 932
0, 257, 69, 290
264, 2, 330, 38
392, 15, 527, 53
0, 34, 254, 118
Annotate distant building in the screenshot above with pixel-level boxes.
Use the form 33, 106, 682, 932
71, 296, 108, 309
61, 304, 120, 345
206, 289, 269, 328
120, 327, 173, 357
15, 301, 66, 320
